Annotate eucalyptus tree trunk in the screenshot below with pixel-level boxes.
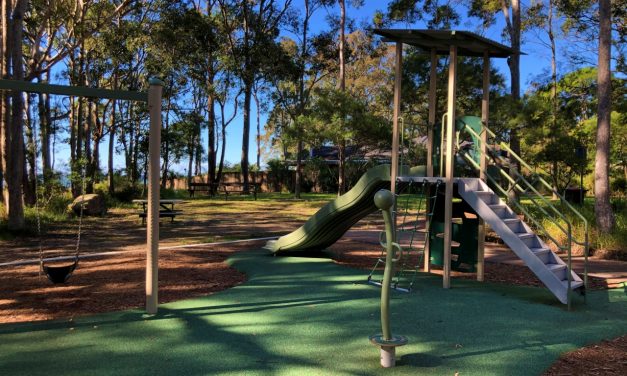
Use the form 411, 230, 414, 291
84, 98, 94, 193
0, 0, 7, 201
253, 87, 261, 186
5, 0, 27, 230
337, 0, 346, 195
594, 0, 615, 232
108, 73, 118, 195
294, 0, 311, 199
37, 88, 52, 182
506, 0, 521, 205
206, 2, 217, 193
23, 93, 35, 205
548, 0, 559, 199
241, 80, 252, 192
161, 85, 173, 189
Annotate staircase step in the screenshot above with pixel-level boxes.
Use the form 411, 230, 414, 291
475, 191, 495, 204
502, 218, 520, 223
561, 279, 584, 290
530, 247, 551, 263
546, 263, 567, 279
488, 204, 510, 217
503, 218, 522, 231
517, 233, 537, 247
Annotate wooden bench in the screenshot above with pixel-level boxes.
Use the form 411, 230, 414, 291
188, 182, 219, 197
220, 182, 260, 201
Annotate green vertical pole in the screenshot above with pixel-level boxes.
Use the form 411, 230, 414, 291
370, 189, 407, 368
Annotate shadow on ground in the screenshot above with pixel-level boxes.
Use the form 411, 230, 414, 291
0, 249, 625, 376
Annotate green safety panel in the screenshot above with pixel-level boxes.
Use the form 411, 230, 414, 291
456, 115, 483, 166
428, 183, 479, 272
432, 115, 484, 173
269, 164, 426, 254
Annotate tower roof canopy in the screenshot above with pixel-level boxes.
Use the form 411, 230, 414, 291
373, 29, 519, 58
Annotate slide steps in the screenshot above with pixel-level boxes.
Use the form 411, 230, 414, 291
457, 178, 583, 304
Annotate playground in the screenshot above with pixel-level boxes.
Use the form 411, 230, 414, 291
0, 21, 625, 375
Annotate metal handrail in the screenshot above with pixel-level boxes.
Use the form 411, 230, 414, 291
460, 153, 569, 252
460, 124, 588, 303
463, 125, 587, 247
482, 126, 588, 248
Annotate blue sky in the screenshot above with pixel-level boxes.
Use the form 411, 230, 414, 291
51, 1, 591, 176
203, 1, 551, 173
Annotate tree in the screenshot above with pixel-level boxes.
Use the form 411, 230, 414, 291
218, 0, 292, 192
306, 87, 389, 191
595, 0, 615, 232
1, 0, 28, 231
269, 0, 335, 197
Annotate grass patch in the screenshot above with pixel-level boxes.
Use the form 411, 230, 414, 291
522, 197, 627, 257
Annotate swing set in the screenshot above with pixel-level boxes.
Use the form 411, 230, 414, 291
0, 78, 164, 314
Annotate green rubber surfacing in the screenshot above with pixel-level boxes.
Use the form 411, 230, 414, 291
268, 164, 426, 253
0, 250, 625, 376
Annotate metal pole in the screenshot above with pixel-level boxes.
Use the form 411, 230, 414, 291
424, 48, 438, 272
426, 48, 437, 178
443, 45, 457, 289
477, 51, 490, 282
370, 189, 408, 368
146, 78, 163, 314
390, 42, 403, 196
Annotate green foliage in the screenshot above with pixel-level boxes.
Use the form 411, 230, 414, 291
303, 157, 337, 193
266, 159, 293, 193
525, 198, 627, 255
521, 68, 626, 193
306, 87, 389, 148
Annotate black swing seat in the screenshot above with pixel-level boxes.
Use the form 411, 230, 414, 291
43, 262, 78, 284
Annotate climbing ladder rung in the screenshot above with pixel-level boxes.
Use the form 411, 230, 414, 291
435, 233, 460, 247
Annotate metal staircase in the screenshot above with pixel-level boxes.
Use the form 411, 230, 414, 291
457, 178, 584, 305
456, 117, 589, 308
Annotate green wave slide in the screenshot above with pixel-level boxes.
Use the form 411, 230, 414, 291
266, 164, 426, 254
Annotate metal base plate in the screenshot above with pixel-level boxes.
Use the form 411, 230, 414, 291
369, 334, 408, 347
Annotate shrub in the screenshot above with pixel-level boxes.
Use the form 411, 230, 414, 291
611, 177, 626, 196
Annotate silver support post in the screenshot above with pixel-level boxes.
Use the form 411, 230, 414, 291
146, 78, 163, 314
443, 45, 457, 289
426, 48, 437, 178
390, 42, 403, 197
424, 48, 438, 272
477, 51, 490, 282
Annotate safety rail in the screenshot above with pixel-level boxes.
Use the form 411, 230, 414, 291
460, 124, 589, 298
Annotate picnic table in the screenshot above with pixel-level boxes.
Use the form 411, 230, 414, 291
188, 182, 220, 197
220, 182, 259, 200
132, 199, 184, 224
187, 182, 260, 200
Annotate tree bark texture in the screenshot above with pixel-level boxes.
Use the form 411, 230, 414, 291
506, 0, 521, 205
594, 0, 615, 232
5, 0, 27, 230
241, 82, 251, 192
